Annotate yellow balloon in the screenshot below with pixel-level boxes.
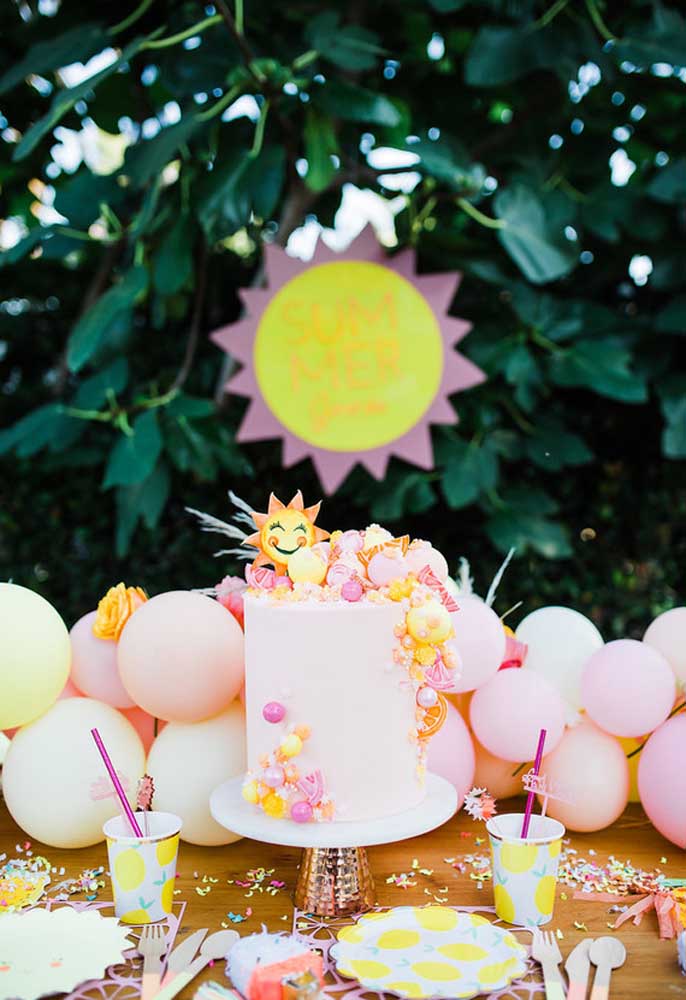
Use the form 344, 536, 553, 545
0, 583, 71, 729
618, 735, 643, 802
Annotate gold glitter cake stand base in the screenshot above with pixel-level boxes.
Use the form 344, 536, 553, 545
210, 774, 457, 918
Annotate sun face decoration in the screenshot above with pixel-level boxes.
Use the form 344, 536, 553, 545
244, 490, 330, 574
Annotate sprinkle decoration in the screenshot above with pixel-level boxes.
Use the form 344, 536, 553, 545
463, 786, 498, 822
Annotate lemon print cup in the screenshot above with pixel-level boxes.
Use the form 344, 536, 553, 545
331, 905, 527, 999
103, 811, 182, 924
487, 813, 565, 926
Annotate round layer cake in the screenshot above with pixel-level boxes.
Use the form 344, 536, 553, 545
244, 596, 421, 823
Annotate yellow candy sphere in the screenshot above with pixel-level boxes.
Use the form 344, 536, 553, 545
406, 601, 452, 644
280, 733, 303, 758
262, 792, 287, 818
287, 547, 327, 585
242, 780, 259, 804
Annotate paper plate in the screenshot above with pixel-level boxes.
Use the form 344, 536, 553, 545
0, 906, 133, 1000
330, 906, 528, 999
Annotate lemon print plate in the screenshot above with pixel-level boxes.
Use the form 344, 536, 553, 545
331, 906, 528, 999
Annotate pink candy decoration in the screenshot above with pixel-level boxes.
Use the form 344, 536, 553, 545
298, 768, 325, 804
405, 543, 449, 582
367, 552, 408, 587
417, 686, 438, 708
341, 579, 363, 602
245, 566, 293, 590
336, 530, 364, 553
291, 800, 314, 823
327, 561, 355, 587
263, 701, 286, 724
263, 765, 285, 788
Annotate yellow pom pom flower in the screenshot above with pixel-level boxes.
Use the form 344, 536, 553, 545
262, 792, 287, 818
242, 780, 259, 804
280, 733, 303, 758
415, 644, 437, 666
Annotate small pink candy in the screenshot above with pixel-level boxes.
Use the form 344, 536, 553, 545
417, 686, 438, 708
337, 530, 364, 553
341, 579, 364, 602
263, 701, 286, 724
368, 551, 408, 587
327, 560, 355, 587
291, 800, 313, 823
263, 765, 285, 788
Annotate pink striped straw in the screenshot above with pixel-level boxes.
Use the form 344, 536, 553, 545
520, 728, 547, 839
91, 728, 143, 837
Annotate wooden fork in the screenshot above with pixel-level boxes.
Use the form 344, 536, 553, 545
531, 927, 567, 1000
138, 924, 168, 1000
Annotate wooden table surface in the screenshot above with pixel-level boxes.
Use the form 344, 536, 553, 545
1, 799, 684, 998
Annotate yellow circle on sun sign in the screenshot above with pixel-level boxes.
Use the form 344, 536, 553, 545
253, 261, 444, 452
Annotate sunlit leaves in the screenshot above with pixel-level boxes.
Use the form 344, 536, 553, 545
495, 186, 578, 285
67, 266, 148, 373
103, 410, 162, 488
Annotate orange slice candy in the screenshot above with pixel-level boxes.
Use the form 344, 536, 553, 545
417, 692, 448, 740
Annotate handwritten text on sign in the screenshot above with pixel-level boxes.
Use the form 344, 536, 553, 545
253, 261, 443, 452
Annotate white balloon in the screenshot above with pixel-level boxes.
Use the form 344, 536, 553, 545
643, 607, 686, 685
516, 606, 603, 713
147, 703, 246, 846
3, 698, 145, 848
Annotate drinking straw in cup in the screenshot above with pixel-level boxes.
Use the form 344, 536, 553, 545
488, 812, 565, 926
521, 728, 547, 838
104, 811, 182, 923
91, 727, 143, 837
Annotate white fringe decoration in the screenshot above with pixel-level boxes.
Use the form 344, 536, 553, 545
485, 547, 516, 608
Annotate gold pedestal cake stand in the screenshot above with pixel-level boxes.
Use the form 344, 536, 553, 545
210, 774, 457, 917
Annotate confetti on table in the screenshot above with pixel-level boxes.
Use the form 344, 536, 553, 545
557, 851, 666, 896
386, 872, 417, 889
574, 921, 588, 931
556, 929, 564, 940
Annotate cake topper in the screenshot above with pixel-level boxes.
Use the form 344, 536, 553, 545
244, 491, 330, 575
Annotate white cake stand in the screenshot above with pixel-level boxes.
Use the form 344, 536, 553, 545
210, 774, 457, 916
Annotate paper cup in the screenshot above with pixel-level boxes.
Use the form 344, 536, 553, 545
104, 811, 182, 923
487, 813, 565, 926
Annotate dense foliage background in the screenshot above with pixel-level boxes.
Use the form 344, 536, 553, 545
1, 0, 685, 632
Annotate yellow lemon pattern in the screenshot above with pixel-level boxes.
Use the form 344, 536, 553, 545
160, 878, 174, 913
549, 839, 562, 859
438, 943, 488, 962
377, 929, 421, 949
156, 835, 179, 868
535, 875, 557, 915
114, 850, 145, 892
493, 884, 516, 924
500, 842, 539, 873
332, 906, 527, 998
120, 908, 151, 925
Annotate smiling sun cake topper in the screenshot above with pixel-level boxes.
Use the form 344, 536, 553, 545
245, 489, 329, 574
210, 227, 485, 493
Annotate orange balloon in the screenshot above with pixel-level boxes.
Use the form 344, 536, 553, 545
473, 738, 524, 799
120, 706, 164, 753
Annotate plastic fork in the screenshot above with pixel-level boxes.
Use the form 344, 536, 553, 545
138, 924, 168, 1000
531, 927, 567, 1000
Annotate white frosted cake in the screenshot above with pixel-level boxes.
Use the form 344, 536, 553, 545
236, 491, 460, 825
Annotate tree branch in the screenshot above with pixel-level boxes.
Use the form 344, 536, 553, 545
169, 237, 209, 393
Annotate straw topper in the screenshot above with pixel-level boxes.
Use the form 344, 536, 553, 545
521, 769, 572, 817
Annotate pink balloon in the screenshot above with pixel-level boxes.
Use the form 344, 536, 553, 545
470, 669, 565, 762
539, 721, 629, 832
58, 678, 82, 700
473, 738, 524, 799
449, 596, 506, 693
117, 591, 244, 722
427, 702, 475, 809
638, 713, 686, 848
120, 706, 163, 753
643, 607, 686, 685
581, 639, 675, 738
69, 611, 135, 709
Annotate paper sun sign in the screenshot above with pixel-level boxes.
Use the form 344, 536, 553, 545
211, 228, 484, 492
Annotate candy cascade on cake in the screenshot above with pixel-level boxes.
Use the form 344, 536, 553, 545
189, 491, 461, 824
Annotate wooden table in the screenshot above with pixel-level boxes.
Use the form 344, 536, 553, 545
1, 799, 683, 998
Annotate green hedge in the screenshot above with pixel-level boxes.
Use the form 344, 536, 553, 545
1, 0, 685, 629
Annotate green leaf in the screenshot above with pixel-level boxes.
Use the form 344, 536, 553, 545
153, 214, 194, 295
465, 25, 560, 86
54, 169, 126, 231
612, 7, 686, 69
0, 22, 107, 95
67, 266, 148, 373
647, 159, 686, 204
13, 33, 155, 161
0, 226, 54, 267
495, 185, 578, 285
659, 376, 686, 458
370, 472, 435, 521
72, 359, 129, 410
486, 509, 572, 558
164, 417, 217, 478
314, 80, 401, 127
306, 12, 385, 71
427, 0, 468, 10
503, 343, 542, 411
124, 116, 200, 188
409, 134, 482, 191
103, 411, 162, 489
441, 441, 498, 509
303, 110, 339, 192
549, 338, 648, 403
165, 394, 216, 418
115, 461, 171, 556
656, 294, 686, 334
196, 145, 285, 240
524, 420, 593, 470
0, 404, 75, 457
